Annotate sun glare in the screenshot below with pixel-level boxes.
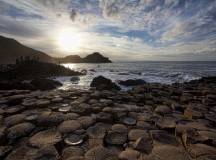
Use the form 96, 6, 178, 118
57, 29, 82, 52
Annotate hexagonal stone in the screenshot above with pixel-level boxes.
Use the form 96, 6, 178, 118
7, 122, 35, 140
176, 122, 208, 134
85, 146, 118, 160
88, 138, 104, 148
4, 114, 26, 127
111, 124, 128, 133
105, 131, 127, 146
58, 120, 82, 134
78, 116, 96, 128
37, 112, 64, 127
133, 136, 153, 154
141, 145, 190, 160
128, 129, 149, 141
197, 131, 216, 142
150, 130, 179, 146
119, 149, 140, 160
5, 145, 30, 160
189, 144, 216, 158
156, 117, 176, 129
27, 146, 60, 160
63, 113, 80, 120
87, 123, 111, 139
96, 112, 113, 123
35, 99, 50, 107
155, 105, 171, 115
4, 105, 25, 114
62, 146, 84, 160
29, 129, 62, 148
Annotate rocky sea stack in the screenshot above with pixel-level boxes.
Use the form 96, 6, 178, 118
59, 52, 112, 63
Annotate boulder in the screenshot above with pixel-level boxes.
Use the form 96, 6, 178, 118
118, 79, 146, 86
70, 76, 80, 84
30, 78, 62, 90
90, 76, 120, 90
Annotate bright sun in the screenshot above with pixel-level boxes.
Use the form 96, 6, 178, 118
57, 29, 82, 52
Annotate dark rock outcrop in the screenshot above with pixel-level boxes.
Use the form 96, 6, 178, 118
59, 52, 112, 63
90, 76, 120, 90
0, 80, 35, 90
0, 35, 112, 64
83, 52, 111, 63
0, 61, 83, 80
31, 78, 62, 91
58, 55, 83, 63
0, 35, 54, 64
0, 78, 62, 91
118, 79, 146, 86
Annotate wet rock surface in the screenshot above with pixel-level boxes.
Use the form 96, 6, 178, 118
90, 76, 120, 90
0, 77, 216, 159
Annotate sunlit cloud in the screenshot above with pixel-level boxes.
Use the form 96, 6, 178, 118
0, 0, 215, 60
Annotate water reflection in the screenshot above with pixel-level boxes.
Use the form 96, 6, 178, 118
56, 62, 216, 90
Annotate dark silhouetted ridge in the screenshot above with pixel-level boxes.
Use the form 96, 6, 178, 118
0, 35, 54, 64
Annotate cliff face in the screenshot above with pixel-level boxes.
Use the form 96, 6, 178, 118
0, 36, 54, 64
0, 35, 112, 64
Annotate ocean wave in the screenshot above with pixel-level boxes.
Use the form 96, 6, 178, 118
57, 62, 216, 90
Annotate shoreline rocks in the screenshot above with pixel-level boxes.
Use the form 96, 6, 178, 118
0, 76, 216, 159
90, 76, 120, 90
118, 79, 146, 86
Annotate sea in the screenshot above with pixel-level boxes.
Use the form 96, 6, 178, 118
54, 61, 216, 90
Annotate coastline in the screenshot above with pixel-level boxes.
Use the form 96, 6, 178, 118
0, 76, 216, 159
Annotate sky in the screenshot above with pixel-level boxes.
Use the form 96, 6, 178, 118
0, 0, 216, 61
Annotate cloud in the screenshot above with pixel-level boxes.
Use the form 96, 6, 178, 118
0, 0, 215, 60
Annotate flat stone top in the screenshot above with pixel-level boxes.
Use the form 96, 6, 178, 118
1, 79, 216, 160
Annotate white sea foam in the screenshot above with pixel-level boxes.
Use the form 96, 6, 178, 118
56, 62, 216, 90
